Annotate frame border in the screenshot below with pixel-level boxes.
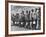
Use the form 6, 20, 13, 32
5, 1, 45, 37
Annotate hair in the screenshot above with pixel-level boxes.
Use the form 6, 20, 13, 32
31, 9, 34, 12
21, 11, 24, 14
26, 10, 28, 13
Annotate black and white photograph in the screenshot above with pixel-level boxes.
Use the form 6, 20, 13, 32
8, 1, 45, 35
11, 6, 41, 31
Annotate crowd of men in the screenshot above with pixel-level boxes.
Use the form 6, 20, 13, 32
11, 8, 40, 30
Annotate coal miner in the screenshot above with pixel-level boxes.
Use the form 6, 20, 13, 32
24, 10, 30, 28
19, 11, 25, 27
11, 14, 15, 25
31, 8, 37, 30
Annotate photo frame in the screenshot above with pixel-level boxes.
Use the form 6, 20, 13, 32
5, 1, 45, 37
